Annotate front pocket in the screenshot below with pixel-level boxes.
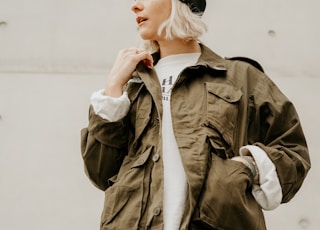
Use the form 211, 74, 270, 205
205, 83, 242, 145
101, 147, 154, 229
192, 153, 265, 230
101, 185, 137, 226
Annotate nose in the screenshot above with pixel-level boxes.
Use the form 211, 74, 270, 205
131, 0, 143, 14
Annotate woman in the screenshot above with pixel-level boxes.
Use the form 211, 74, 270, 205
81, 0, 311, 229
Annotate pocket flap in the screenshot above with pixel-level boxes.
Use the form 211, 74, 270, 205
107, 174, 118, 187
206, 83, 242, 103
132, 146, 153, 168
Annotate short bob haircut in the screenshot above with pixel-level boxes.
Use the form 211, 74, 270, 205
144, 0, 207, 52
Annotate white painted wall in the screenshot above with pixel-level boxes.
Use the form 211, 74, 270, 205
0, 0, 319, 229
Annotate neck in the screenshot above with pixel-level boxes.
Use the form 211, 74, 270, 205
157, 39, 201, 58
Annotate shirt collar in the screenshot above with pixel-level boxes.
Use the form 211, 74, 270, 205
150, 43, 228, 73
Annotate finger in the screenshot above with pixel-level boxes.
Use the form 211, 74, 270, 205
124, 47, 146, 55
118, 48, 142, 58
137, 51, 154, 67
120, 48, 153, 68
142, 59, 153, 68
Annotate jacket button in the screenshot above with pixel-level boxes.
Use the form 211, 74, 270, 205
224, 94, 231, 100
152, 154, 160, 162
153, 207, 161, 216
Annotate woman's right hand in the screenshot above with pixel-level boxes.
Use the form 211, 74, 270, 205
104, 47, 153, 97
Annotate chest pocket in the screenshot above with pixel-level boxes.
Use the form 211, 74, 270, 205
205, 82, 242, 145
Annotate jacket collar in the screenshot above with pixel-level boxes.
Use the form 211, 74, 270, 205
149, 43, 228, 73
196, 43, 228, 72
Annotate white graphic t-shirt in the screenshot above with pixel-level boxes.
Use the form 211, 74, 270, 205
154, 53, 201, 230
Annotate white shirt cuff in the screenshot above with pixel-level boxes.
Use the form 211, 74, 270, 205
240, 145, 283, 210
90, 89, 130, 122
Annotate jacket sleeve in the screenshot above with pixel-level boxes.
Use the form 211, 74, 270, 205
247, 69, 311, 203
80, 106, 128, 191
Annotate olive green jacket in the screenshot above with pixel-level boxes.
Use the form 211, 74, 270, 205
81, 44, 310, 230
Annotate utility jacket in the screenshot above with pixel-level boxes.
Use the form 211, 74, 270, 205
81, 44, 310, 230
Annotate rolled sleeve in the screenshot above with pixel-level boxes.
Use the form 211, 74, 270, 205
240, 145, 282, 210
90, 89, 131, 122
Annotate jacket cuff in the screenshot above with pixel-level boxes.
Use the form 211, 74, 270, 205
240, 145, 283, 210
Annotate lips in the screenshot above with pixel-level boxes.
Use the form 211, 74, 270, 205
136, 17, 147, 25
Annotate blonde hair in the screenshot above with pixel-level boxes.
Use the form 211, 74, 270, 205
143, 0, 207, 52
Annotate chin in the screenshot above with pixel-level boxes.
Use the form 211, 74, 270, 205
139, 33, 153, 41
138, 30, 159, 41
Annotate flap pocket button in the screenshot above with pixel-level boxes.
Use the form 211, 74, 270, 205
152, 154, 160, 162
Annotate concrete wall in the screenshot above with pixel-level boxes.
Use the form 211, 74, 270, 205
0, 0, 319, 229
